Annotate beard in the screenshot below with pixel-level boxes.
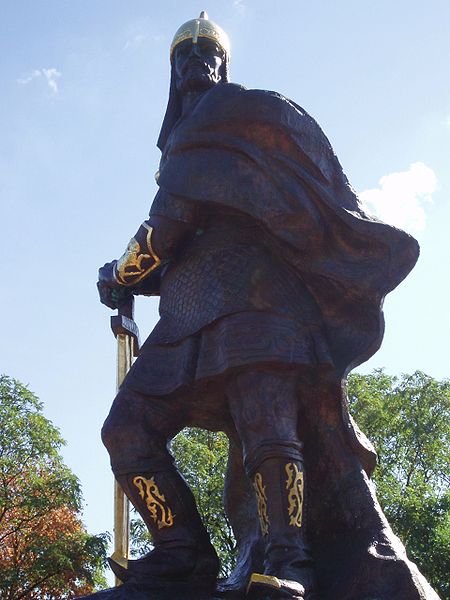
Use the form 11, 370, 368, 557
177, 62, 221, 94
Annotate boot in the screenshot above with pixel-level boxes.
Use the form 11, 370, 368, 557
247, 457, 317, 599
109, 467, 220, 589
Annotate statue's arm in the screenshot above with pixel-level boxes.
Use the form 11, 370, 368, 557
97, 212, 197, 309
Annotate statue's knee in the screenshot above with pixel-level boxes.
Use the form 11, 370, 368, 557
101, 412, 121, 454
101, 388, 141, 455
243, 439, 305, 477
228, 368, 300, 442
101, 389, 175, 475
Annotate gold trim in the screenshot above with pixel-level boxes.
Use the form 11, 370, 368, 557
246, 573, 282, 593
114, 224, 161, 286
133, 475, 175, 529
253, 472, 270, 536
110, 551, 128, 570
285, 463, 304, 528
142, 223, 159, 267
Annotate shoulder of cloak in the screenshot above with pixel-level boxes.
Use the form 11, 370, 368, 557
158, 82, 419, 374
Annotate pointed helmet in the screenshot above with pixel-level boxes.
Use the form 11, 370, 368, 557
170, 11, 231, 60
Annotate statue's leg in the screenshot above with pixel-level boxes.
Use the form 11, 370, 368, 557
218, 437, 265, 595
227, 367, 316, 598
101, 385, 219, 586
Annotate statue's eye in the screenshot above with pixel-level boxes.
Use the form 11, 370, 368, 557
176, 46, 189, 59
212, 45, 224, 59
198, 41, 222, 57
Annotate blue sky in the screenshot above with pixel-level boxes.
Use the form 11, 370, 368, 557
1, 0, 449, 558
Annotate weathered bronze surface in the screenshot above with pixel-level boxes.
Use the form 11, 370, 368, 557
89, 11, 439, 600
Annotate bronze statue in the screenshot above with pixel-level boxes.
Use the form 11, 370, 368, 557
93, 12, 439, 600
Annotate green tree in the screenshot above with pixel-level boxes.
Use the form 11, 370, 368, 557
171, 429, 235, 573
348, 370, 450, 599
0, 375, 108, 599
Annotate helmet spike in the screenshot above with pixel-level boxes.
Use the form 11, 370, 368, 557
199, 11, 208, 19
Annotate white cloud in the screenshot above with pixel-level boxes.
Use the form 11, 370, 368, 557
124, 33, 147, 50
126, 33, 165, 48
123, 20, 166, 51
359, 162, 437, 233
42, 68, 61, 93
233, 0, 246, 16
17, 69, 42, 85
17, 68, 61, 93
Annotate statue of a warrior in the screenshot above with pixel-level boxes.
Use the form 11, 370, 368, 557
95, 12, 439, 600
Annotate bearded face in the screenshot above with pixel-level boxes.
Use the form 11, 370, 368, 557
173, 38, 224, 94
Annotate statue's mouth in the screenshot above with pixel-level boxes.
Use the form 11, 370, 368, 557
182, 60, 210, 76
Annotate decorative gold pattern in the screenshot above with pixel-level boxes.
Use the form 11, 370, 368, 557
253, 472, 270, 535
170, 14, 230, 58
114, 223, 161, 286
285, 463, 304, 528
132, 475, 175, 530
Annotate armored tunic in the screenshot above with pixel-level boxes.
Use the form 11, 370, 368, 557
124, 83, 419, 396
124, 191, 333, 395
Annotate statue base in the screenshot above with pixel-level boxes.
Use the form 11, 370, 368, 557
78, 561, 440, 600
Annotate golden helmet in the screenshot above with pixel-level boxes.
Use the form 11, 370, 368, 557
170, 11, 230, 59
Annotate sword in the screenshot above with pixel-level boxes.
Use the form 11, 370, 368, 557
109, 296, 140, 584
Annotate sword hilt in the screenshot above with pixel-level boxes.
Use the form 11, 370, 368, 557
110, 296, 140, 357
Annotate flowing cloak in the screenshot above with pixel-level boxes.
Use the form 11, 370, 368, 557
144, 84, 434, 598
157, 83, 419, 377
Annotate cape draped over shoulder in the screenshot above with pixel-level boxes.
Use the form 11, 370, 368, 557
158, 83, 419, 378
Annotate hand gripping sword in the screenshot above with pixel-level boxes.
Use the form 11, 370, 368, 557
110, 296, 140, 584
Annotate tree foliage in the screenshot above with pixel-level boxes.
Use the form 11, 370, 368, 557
172, 429, 236, 573
347, 370, 450, 599
0, 375, 108, 599
130, 370, 449, 597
